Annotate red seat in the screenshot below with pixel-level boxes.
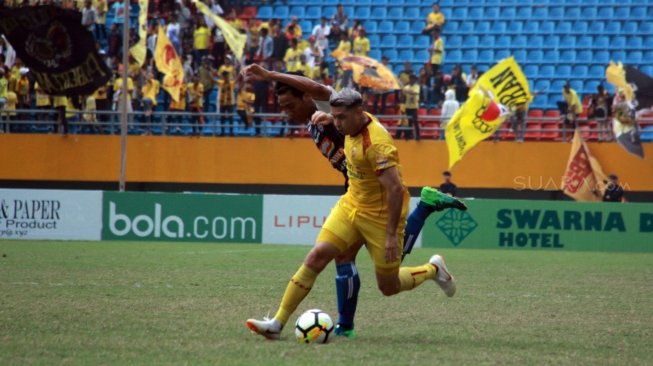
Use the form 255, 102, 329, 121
524, 123, 541, 141
528, 109, 544, 118
420, 121, 440, 139
545, 109, 560, 118
540, 122, 561, 141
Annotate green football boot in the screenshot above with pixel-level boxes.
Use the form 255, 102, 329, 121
334, 325, 356, 339
420, 186, 467, 211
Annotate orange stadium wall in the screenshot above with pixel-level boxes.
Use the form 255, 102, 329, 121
1, 135, 652, 191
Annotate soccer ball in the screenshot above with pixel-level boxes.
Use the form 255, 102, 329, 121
294, 309, 334, 344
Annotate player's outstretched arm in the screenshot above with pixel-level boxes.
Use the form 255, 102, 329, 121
242, 64, 332, 102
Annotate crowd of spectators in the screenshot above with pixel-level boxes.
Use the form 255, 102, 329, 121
0, 1, 626, 141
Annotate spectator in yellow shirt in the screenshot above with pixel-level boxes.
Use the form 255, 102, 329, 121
236, 82, 256, 133
34, 82, 51, 126
401, 74, 421, 140
284, 39, 302, 73
298, 55, 312, 78
217, 56, 237, 81
168, 77, 187, 134
188, 75, 205, 136
0, 69, 8, 114
562, 82, 583, 131
141, 73, 160, 134
429, 31, 444, 75
285, 17, 302, 40
352, 29, 370, 57
15, 69, 30, 126
217, 71, 236, 136
424, 3, 446, 34
334, 32, 352, 58
193, 18, 211, 68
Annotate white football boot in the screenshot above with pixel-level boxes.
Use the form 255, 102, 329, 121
429, 254, 456, 297
246, 317, 283, 340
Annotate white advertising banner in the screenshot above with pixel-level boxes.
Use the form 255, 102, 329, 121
0, 189, 102, 240
262, 194, 422, 248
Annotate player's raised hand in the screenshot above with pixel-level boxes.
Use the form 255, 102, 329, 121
311, 111, 334, 126
384, 235, 399, 263
241, 64, 271, 83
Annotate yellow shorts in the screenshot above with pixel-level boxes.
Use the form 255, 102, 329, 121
317, 194, 409, 275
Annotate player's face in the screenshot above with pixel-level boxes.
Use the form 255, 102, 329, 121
331, 105, 362, 135
278, 92, 314, 123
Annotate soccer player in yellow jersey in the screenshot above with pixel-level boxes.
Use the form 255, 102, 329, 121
246, 88, 457, 340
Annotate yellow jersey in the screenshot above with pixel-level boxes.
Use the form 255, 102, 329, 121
353, 36, 370, 56
284, 48, 303, 73
169, 83, 187, 110
114, 77, 134, 96
563, 88, 583, 114
34, 83, 51, 107
336, 40, 351, 54
217, 65, 236, 80
344, 113, 407, 212
237, 89, 255, 110
5, 92, 17, 116
142, 80, 160, 105
53, 95, 68, 108
427, 12, 445, 28
403, 84, 420, 109
218, 79, 236, 106
16, 77, 29, 96
431, 38, 444, 65
188, 82, 204, 108
194, 26, 211, 50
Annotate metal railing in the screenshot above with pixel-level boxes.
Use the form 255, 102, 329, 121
0, 108, 651, 141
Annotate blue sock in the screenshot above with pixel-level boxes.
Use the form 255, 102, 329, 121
335, 262, 360, 330
403, 202, 435, 258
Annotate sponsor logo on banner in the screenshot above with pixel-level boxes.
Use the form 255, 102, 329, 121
262, 195, 422, 246
102, 192, 263, 242
0, 189, 102, 240
423, 199, 653, 252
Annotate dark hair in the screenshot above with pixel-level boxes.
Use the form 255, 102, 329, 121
443, 171, 452, 176
274, 72, 306, 98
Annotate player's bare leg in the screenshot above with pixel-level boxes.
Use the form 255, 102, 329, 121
333, 240, 365, 338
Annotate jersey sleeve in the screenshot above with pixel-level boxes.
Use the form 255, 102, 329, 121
366, 141, 399, 175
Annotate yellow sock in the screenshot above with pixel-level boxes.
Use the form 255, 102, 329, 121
399, 263, 437, 292
274, 264, 318, 325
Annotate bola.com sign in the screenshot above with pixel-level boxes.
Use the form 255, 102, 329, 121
0, 189, 102, 240
422, 199, 653, 252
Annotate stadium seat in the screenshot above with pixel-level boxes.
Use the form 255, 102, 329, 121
528, 36, 544, 48
491, 22, 507, 34
369, 49, 382, 61
540, 22, 555, 34
614, 7, 630, 19
612, 36, 626, 49
458, 22, 474, 34
384, 49, 398, 61
544, 50, 559, 63
528, 50, 544, 62
589, 65, 604, 78
378, 21, 394, 33
410, 21, 425, 34
622, 22, 638, 34
398, 50, 413, 62
605, 22, 621, 33
513, 35, 527, 48
299, 21, 312, 34
404, 8, 420, 19
368, 34, 380, 47
594, 51, 610, 63
626, 51, 643, 64
588, 22, 604, 34
398, 34, 412, 47
640, 22, 653, 34
557, 22, 572, 35
381, 34, 397, 47
496, 49, 510, 60
387, 7, 403, 19
644, 36, 653, 48
485, 8, 499, 19
560, 35, 575, 48
462, 50, 478, 63
535, 80, 551, 93
627, 37, 643, 49
597, 7, 613, 19
524, 65, 539, 78
523, 22, 538, 34
452, 8, 467, 20
415, 50, 429, 62
516, 7, 532, 19
447, 35, 462, 48
581, 7, 597, 19
545, 35, 560, 48
594, 36, 609, 48
395, 22, 410, 34
273, 6, 289, 18
446, 21, 460, 32
567, 7, 582, 19
502, 7, 516, 19
447, 50, 462, 63
631, 6, 646, 19
533, 7, 547, 18
539, 65, 554, 77
289, 6, 305, 18
479, 50, 494, 62
323, 6, 337, 18
365, 21, 378, 33
558, 65, 572, 78
496, 36, 510, 48
475, 22, 490, 33
549, 6, 564, 19
415, 36, 430, 48
572, 65, 588, 78
507, 21, 523, 34
468, 8, 484, 19
257, 6, 272, 19
577, 50, 592, 63
370, 7, 387, 19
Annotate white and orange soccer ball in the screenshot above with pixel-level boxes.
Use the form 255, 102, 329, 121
294, 309, 334, 344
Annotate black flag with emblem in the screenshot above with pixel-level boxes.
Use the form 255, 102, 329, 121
0, 6, 112, 96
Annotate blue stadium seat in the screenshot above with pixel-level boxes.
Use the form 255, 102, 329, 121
573, 21, 588, 34
355, 6, 371, 19
642, 66, 653, 77
398, 49, 413, 62
610, 51, 626, 62
300, 21, 312, 34
475, 22, 490, 33
560, 35, 575, 48
567, 7, 581, 19
507, 21, 523, 34
410, 21, 424, 34
419, 7, 431, 19
540, 22, 555, 34
479, 50, 494, 62
395, 22, 409, 34
528, 50, 543, 62
513, 35, 527, 48
622, 22, 638, 34
535, 80, 550, 92
458, 22, 474, 33
415, 36, 430, 48
502, 7, 516, 19
446, 21, 460, 32
573, 65, 588, 78
627, 37, 643, 49
594, 36, 609, 48
612, 36, 626, 49
478, 35, 493, 48
496, 36, 510, 48
323, 6, 337, 18
452, 8, 467, 19
387, 8, 403, 19
516, 7, 532, 19
306, 6, 321, 19
524, 65, 538, 78
257, 6, 272, 19
447, 35, 462, 48
581, 7, 597, 19
523, 21, 538, 34
447, 50, 462, 63
570, 80, 583, 93
589, 65, 604, 78
597, 7, 613, 19
368, 34, 380, 47
594, 51, 610, 63
577, 36, 592, 49
539, 65, 555, 77
384, 49, 398, 61
370, 7, 387, 19
496, 49, 510, 60
514, 50, 527, 63
369, 49, 382, 61
641, 22, 653, 34
558, 65, 571, 78
576, 50, 591, 63
544, 50, 559, 63
273, 6, 289, 18
551, 80, 566, 92
381, 34, 397, 47
378, 21, 394, 33
626, 51, 643, 64
645, 36, 653, 48
365, 21, 378, 33
532, 7, 547, 18
415, 50, 429, 62
404, 8, 420, 19
545, 35, 560, 48
398, 35, 412, 47
491, 22, 507, 34
549, 6, 564, 19
466, 36, 479, 48
588, 22, 604, 34
462, 50, 478, 62
289, 6, 305, 18
485, 7, 499, 19
557, 22, 572, 35
605, 22, 620, 33
614, 7, 630, 19
631, 6, 646, 19
469, 8, 484, 19
528, 36, 544, 48
585, 81, 600, 94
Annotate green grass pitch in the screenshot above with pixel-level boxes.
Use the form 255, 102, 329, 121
1, 241, 652, 365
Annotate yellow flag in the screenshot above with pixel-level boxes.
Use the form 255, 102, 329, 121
562, 129, 608, 201
154, 26, 184, 102
446, 57, 533, 168
129, 0, 148, 66
605, 61, 634, 102
192, 0, 246, 60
